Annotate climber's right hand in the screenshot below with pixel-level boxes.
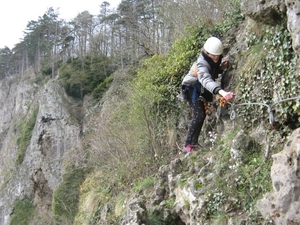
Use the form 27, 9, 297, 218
218, 90, 234, 102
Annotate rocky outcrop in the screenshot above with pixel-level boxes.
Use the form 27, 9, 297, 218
241, 0, 286, 25
0, 75, 81, 225
257, 128, 300, 224
285, 0, 300, 53
116, 129, 300, 225
242, 0, 300, 54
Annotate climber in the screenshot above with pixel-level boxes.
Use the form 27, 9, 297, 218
181, 37, 234, 153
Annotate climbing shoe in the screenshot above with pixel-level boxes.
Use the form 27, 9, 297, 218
183, 144, 196, 153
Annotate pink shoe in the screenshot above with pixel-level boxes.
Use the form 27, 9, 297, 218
183, 144, 196, 153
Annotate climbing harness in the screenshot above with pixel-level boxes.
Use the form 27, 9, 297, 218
228, 96, 300, 125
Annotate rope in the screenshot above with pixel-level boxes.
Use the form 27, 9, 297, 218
228, 96, 300, 125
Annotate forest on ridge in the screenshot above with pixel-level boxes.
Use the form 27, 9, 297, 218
0, 0, 236, 81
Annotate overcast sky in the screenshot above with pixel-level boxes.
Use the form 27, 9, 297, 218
0, 0, 121, 49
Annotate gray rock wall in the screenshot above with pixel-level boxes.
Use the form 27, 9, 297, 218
285, 0, 300, 53
242, 0, 300, 53
257, 128, 300, 224
0, 75, 81, 225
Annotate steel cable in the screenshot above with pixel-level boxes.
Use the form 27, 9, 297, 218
228, 96, 300, 125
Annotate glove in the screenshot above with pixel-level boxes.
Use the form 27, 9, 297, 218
219, 90, 234, 102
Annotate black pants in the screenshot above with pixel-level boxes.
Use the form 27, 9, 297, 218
185, 98, 206, 146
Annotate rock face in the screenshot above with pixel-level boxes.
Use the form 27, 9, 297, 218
242, 0, 300, 54
285, 0, 300, 53
0, 75, 81, 224
242, 0, 286, 25
257, 128, 300, 224
116, 129, 300, 225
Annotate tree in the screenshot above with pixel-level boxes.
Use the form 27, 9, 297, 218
0, 47, 13, 78
68, 11, 95, 59
21, 7, 61, 76
1, 0, 234, 78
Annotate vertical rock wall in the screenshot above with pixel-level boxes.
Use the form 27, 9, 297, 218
257, 128, 300, 224
0, 75, 82, 224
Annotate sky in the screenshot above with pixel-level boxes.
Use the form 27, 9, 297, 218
0, 0, 121, 49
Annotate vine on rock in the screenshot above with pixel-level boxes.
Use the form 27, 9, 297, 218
237, 22, 299, 132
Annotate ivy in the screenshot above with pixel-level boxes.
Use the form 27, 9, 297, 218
237, 23, 299, 130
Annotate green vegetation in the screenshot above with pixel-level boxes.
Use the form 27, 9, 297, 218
238, 22, 300, 131
177, 178, 188, 188
74, 171, 115, 225
133, 176, 155, 193
10, 197, 35, 225
92, 75, 114, 100
148, 213, 165, 225
74, 0, 287, 223
16, 106, 39, 164
203, 150, 272, 223
164, 199, 175, 209
59, 55, 114, 98
52, 167, 86, 224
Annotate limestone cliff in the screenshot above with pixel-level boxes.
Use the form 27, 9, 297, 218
0, 74, 82, 224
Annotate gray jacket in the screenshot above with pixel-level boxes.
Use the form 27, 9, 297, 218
182, 53, 221, 95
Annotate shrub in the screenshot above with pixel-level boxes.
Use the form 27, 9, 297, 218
16, 106, 39, 164
92, 75, 114, 100
10, 197, 35, 225
59, 55, 114, 98
52, 167, 86, 224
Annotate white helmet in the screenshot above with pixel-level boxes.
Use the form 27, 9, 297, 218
203, 37, 223, 55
